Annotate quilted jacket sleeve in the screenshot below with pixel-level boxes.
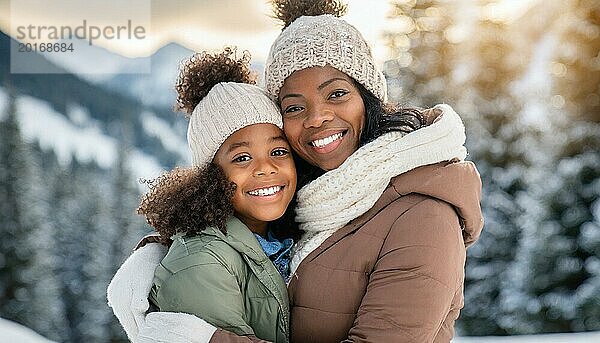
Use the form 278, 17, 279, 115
344, 197, 466, 343
155, 262, 255, 336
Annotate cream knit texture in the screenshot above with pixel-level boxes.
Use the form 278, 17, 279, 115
187, 82, 283, 167
265, 14, 387, 102
107, 243, 169, 342
290, 104, 468, 274
138, 312, 217, 343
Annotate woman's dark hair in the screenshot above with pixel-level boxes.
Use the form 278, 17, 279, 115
356, 81, 426, 145
292, 81, 428, 189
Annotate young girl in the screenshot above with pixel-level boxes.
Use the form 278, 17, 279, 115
135, 48, 297, 343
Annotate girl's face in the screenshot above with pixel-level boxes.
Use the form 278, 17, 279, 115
278, 65, 366, 171
213, 123, 296, 235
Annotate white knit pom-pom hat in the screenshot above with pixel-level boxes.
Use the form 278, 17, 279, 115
187, 82, 283, 167
265, 14, 387, 102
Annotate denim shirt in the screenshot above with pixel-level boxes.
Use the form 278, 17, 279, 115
254, 231, 294, 282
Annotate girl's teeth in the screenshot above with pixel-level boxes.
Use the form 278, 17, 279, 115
249, 186, 281, 196
312, 133, 342, 148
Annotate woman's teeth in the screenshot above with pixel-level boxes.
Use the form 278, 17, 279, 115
248, 186, 282, 196
311, 132, 343, 148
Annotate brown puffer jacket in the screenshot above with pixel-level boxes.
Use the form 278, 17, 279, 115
211, 160, 483, 343
287, 160, 483, 343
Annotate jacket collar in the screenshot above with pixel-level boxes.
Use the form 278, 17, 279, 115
201, 216, 268, 264
201, 217, 290, 327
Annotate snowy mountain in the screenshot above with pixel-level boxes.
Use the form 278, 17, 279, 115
40, 38, 149, 84
102, 42, 194, 108
43, 39, 267, 109
0, 30, 188, 182
101, 43, 266, 109
0, 87, 185, 182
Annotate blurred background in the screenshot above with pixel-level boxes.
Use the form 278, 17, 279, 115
0, 0, 598, 342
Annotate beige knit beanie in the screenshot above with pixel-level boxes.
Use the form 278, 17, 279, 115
175, 48, 283, 168
265, 2, 387, 102
187, 83, 283, 167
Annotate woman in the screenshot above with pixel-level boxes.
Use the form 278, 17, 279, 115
107, 1, 484, 342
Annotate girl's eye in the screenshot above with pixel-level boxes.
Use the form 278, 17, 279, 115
329, 90, 349, 99
232, 154, 251, 163
272, 148, 289, 157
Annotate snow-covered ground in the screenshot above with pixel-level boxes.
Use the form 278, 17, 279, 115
453, 331, 600, 342
0, 318, 55, 343
1, 317, 598, 343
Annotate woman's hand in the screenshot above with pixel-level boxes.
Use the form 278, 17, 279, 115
137, 312, 218, 343
106, 240, 167, 341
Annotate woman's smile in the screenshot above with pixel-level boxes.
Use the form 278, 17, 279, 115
308, 130, 347, 154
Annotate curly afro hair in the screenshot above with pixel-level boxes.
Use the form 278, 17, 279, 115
174, 47, 257, 116
271, 0, 348, 29
137, 164, 236, 244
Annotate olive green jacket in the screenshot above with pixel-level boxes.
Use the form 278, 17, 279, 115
149, 216, 290, 343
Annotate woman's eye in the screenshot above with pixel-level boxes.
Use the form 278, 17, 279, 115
272, 148, 289, 157
232, 155, 251, 163
329, 90, 349, 99
283, 105, 303, 115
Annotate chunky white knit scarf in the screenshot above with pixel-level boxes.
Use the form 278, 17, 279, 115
289, 104, 468, 274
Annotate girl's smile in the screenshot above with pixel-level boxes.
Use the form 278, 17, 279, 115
213, 123, 297, 236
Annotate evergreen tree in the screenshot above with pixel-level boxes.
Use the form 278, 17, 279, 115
75, 162, 114, 343
0, 90, 67, 340
503, 0, 600, 332
49, 160, 92, 343
553, 0, 600, 123
48, 158, 122, 342
108, 134, 147, 342
454, 16, 528, 335
24, 146, 69, 341
0, 91, 37, 325
384, 0, 456, 106
530, 124, 599, 332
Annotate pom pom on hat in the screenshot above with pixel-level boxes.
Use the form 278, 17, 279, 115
272, 0, 347, 29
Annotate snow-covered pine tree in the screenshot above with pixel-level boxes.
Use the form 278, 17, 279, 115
454, 15, 528, 335
0, 91, 37, 326
48, 159, 95, 343
505, 0, 600, 332
0, 89, 67, 340
73, 161, 114, 342
24, 146, 69, 341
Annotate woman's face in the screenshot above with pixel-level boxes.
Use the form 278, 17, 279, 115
213, 123, 296, 235
278, 65, 366, 171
